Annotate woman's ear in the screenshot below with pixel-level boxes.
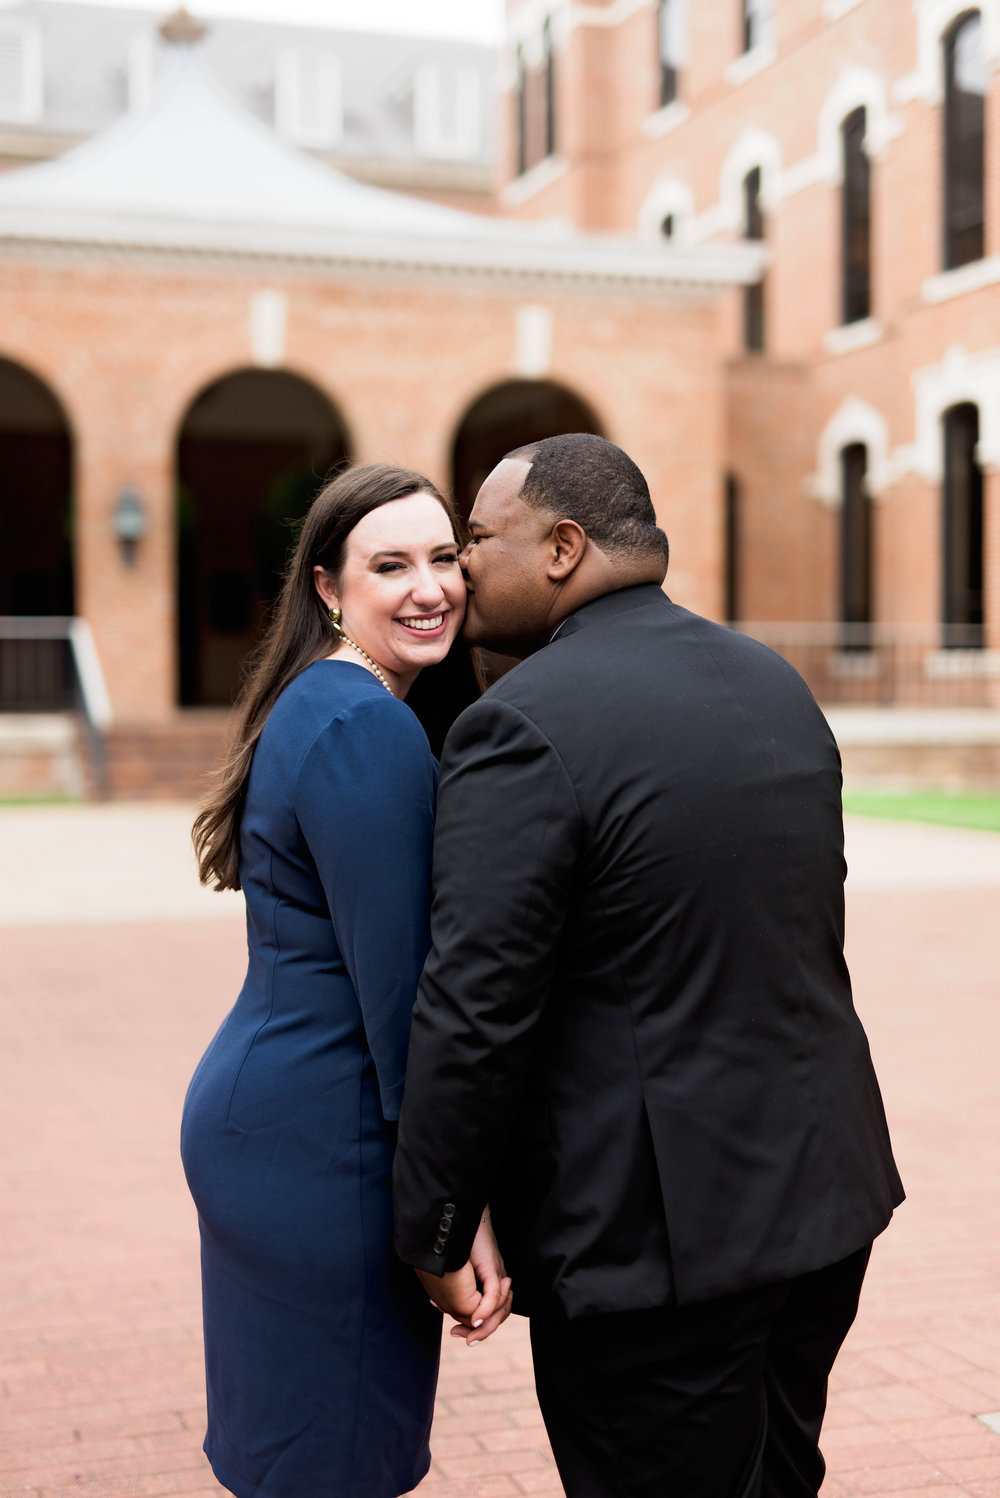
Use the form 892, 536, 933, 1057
546, 518, 587, 580
313, 564, 339, 611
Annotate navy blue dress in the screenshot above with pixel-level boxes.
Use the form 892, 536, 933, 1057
181, 661, 442, 1498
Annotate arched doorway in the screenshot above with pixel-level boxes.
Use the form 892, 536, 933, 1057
451, 379, 603, 522
176, 369, 349, 706
0, 358, 73, 616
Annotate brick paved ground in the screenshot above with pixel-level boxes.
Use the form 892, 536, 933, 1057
1, 807, 999, 1497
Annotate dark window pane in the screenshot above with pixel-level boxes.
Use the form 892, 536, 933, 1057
942, 403, 985, 645
743, 168, 765, 352
516, 45, 527, 176
841, 107, 871, 324
659, 0, 678, 105
840, 443, 873, 644
944, 12, 985, 269
544, 17, 556, 158
661, 213, 674, 239
742, 0, 765, 53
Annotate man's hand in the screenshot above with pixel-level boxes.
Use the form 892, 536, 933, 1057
415, 1213, 513, 1346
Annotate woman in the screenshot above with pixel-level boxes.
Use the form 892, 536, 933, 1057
181, 464, 511, 1498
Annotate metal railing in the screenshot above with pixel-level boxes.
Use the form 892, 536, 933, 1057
0, 617, 112, 796
731, 622, 1000, 710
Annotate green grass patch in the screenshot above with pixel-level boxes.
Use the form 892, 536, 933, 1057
842, 788, 1000, 834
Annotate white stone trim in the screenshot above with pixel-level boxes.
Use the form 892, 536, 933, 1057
514, 304, 554, 376
923, 255, 1000, 302
808, 397, 892, 504
637, 174, 695, 242
822, 0, 867, 17
903, 344, 1000, 480
893, 0, 1000, 106
724, 38, 777, 86
712, 126, 782, 234
643, 100, 690, 137
823, 317, 884, 354
501, 154, 569, 206
249, 290, 287, 368
414, 65, 483, 160
568, 0, 654, 30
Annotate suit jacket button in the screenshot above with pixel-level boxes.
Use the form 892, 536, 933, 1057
443, 1203, 456, 1216
433, 1240, 446, 1255
438, 1218, 451, 1233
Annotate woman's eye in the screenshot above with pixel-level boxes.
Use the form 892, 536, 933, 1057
435, 553, 459, 566
376, 562, 404, 574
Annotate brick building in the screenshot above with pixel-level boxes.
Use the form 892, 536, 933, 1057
500, 0, 1000, 713
0, 6, 758, 772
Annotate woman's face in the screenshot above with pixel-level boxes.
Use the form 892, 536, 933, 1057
315, 491, 466, 696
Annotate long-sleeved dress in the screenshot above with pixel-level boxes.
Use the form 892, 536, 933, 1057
181, 660, 442, 1498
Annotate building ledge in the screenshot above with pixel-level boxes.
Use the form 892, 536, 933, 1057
923, 256, 1000, 304
642, 101, 690, 138
823, 317, 883, 355
724, 40, 776, 87
500, 154, 568, 208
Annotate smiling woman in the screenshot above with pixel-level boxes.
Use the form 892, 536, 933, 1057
182, 462, 510, 1498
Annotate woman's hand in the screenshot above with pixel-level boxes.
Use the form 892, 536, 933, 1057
415, 1210, 513, 1346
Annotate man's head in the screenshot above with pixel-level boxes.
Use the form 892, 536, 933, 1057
460, 433, 669, 654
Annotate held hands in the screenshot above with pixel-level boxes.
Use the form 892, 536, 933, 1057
416, 1210, 513, 1347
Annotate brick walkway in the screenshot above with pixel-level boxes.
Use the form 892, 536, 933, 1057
1, 808, 999, 1497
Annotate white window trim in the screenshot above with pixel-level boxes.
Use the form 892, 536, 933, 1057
923, 255, 1000, 303
725, 37, 776, 85
822, 0, 867, 18
643, 99, 690, 136
900, 344, 1000, 481
807, 397, 891, 505
414, 64, 482, 159
893, 0, 1000, 106
126, 32, 155, 116
717, 127, 782, 232
823, 318, 884, 355
501, 153, 568, 205
274, 49, 343, 149
637, 174, 695, 243
0, 19, 43, 125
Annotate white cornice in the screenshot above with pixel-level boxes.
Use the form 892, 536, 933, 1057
0, 213, 768, 295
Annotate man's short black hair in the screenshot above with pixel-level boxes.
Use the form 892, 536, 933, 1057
504, 433, 669, 568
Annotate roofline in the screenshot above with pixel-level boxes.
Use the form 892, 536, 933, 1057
0, 213, 768, 292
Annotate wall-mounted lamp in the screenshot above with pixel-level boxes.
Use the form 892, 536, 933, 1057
113, 487, 148, 568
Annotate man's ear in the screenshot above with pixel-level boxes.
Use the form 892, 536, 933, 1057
546, 518, 587, 580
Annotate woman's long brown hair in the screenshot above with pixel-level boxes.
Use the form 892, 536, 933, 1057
192, 463, 453, 891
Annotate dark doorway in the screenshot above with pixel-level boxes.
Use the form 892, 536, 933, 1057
0, 358, 74, 617
176, 369, 349, 706
451, 379, 602, 523
942, 402, 984, 647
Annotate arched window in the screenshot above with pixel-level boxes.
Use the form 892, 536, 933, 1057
743, 167, 765, 352
943, 11, 985, 270
658, 0, 679, 106
841, 107, 871, 324
724, 474, 741, 622
840, 443, 873, 646
942, 403, 984, 646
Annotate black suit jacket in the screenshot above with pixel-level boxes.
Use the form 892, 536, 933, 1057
393, 585, 903, 1318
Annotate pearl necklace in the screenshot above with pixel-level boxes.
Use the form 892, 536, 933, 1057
340, 633, 394, 696
329, 608, 394, 695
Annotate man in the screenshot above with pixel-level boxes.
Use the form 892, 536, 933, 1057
393, 434, 903, 1498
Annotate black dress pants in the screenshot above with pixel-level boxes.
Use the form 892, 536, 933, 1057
529, 1244, 872, 1498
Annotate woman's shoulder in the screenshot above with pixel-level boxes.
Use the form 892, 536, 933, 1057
270, 661, 431, 767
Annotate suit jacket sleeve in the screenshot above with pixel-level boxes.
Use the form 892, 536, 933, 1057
393, 693, 581, 1274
